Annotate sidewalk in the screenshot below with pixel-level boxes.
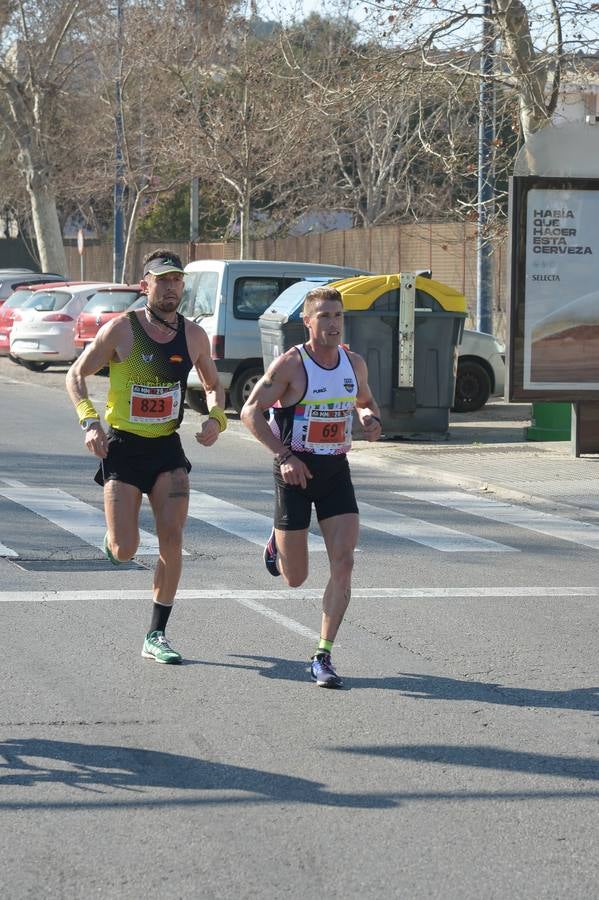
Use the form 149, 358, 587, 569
352, 401, 599, 516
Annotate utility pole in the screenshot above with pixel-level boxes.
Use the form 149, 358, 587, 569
189, 0, 200, 254
113, 0, 125, 282
476, 0, 495, 334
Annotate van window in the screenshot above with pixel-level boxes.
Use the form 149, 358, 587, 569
182, 271, 219, 319
233, 277, 297, 320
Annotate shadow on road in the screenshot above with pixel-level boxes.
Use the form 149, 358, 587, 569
337, 743, 599, 783
0, 737, 397, 810
212, 656, 599, 713
2, 736, 598, 813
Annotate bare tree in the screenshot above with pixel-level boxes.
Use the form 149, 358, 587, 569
0, 0, 100, 273
172, 18, 330, 257
357, 0, 599, 140
281, 1, 598, 232
276, 18, 481, 227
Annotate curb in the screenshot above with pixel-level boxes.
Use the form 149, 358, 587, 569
350, 448, 599, 520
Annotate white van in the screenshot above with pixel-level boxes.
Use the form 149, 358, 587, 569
182, 259, 368, 413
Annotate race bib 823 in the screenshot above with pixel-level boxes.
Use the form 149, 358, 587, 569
129, 383, 181, 424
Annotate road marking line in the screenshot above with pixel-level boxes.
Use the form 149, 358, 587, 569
0, 478, 162, 556
188, 490, 326, 550
0, 586, 596, 603
397, 490, 599, 550
4, 586, 596, 643
358, 500, 516, 552
231, 595, 319, 639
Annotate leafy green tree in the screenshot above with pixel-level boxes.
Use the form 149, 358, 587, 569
136, 184, 229, 241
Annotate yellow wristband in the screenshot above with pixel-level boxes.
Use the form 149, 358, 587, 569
208, 406, 227, 433
76, 399, 99, 424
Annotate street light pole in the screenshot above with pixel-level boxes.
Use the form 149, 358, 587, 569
113, 0, 125, 282
476, 0, 495, 333
189, 0, 200, 255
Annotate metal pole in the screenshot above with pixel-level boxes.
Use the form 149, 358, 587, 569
476, 0, 495, 334
113, 0, 125, 282
190, 0, 200, 247
190, 176, 199, 243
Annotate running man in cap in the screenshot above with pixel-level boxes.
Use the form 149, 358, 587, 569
66, 249, 227, 664
241, 286, 382, 687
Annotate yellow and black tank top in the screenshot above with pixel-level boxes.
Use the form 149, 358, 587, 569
105, 311, 193, 437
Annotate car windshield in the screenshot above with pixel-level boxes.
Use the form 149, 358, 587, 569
3, 289, 35, 308
23, 290, 71, 311
82, 291, 140, 314
181, 271, 218, 319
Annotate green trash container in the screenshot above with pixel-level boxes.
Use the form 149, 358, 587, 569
527, 401, 571, 441
259, 273, 467, 439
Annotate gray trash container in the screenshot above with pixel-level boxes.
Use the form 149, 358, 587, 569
259, 273, 467, 438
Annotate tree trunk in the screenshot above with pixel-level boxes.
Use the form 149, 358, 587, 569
239, 189, 251, 259
493, 0, 552, 139
26, 166, 69, 277
122, 187, 145, 283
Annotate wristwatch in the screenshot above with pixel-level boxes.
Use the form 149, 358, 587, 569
80, 418, 100, 431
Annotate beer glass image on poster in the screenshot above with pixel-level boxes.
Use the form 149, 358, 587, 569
523, 188, 599, 390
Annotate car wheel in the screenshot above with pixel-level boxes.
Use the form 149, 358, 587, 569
230, 366, 263, 414
186, 388, 209, 415
20, 360, 51, 372
453, 360, 491, 413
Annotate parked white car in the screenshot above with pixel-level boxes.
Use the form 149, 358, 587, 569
453, 329, 505, 412
10, 283, 115, 371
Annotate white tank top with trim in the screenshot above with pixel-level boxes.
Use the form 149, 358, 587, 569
270, 344, 358, 455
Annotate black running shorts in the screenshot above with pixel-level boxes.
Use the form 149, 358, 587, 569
273, 452, 359, 531
94, 427, 191, 495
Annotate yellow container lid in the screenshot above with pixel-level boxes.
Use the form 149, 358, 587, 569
328, 273, 467, 313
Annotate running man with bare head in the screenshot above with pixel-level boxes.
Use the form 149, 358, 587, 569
241, 286, 382, 687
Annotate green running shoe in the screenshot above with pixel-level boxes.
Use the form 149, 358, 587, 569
142, 630, 182, 664
103, 531, 122, 566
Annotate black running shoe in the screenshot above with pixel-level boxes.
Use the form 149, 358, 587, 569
263, 528, 280, 577
311, 653, 343, 688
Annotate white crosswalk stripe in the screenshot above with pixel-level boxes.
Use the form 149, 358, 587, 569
0, 586, 596, 603
1, 478, 597, 560
0, 478, 161, 555
0, 539, 18, 558
187, 490, 326, 550
358, 500, 516, 552
396, 490, 599, 550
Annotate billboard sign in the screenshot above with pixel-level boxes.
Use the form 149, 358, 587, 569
508, 176, 599, 401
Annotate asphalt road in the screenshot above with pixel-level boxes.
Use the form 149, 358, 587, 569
0, 357, 598, 899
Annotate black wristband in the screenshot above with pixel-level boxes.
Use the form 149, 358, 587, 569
276, 449, 293, 465
371, 415, 382, 426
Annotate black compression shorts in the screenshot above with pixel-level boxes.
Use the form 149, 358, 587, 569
273, 452, 359, 531
94, 427, 191, 495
